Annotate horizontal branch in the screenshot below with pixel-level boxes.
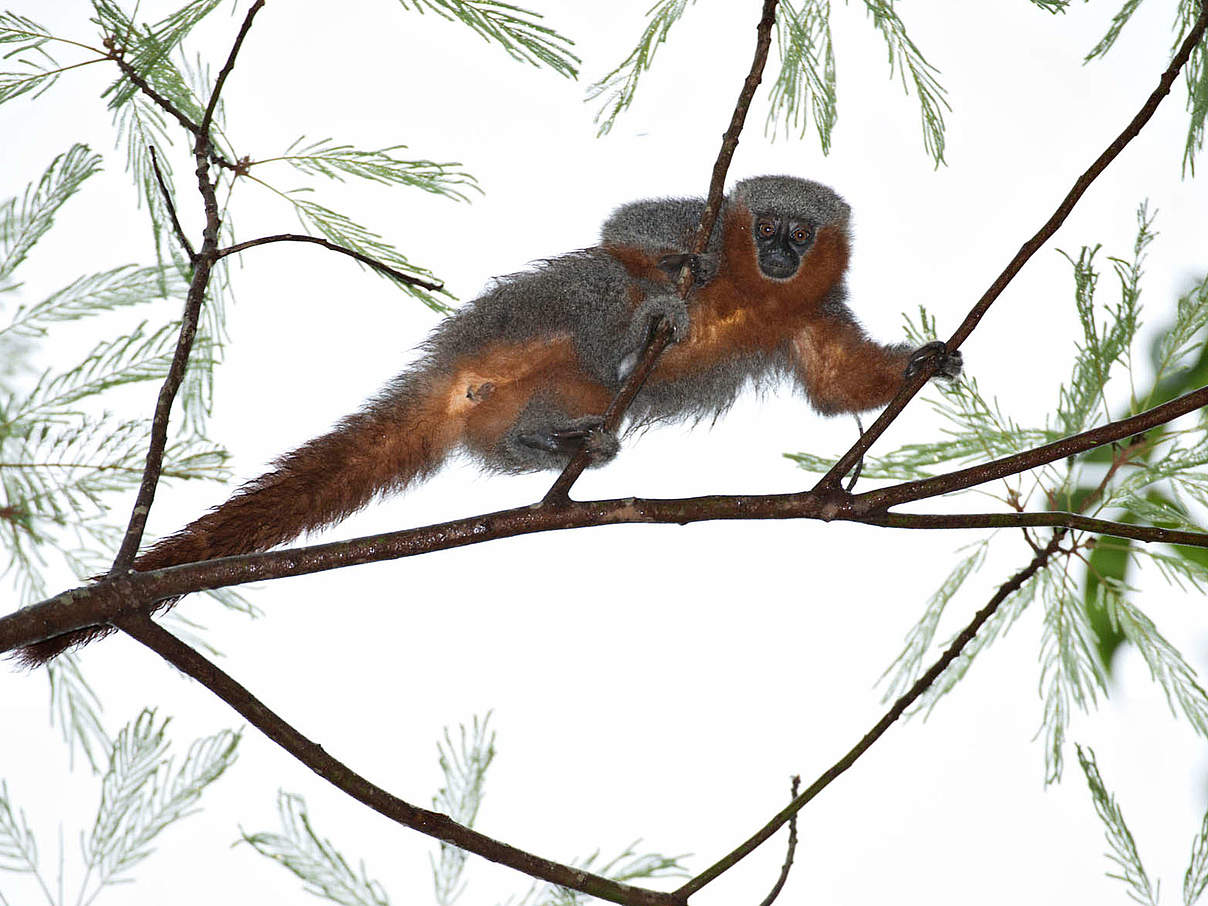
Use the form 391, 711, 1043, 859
215, 234, 443, 290
6, 479, 1208, 656
115, 613, 678, 906
865, 510, 1208, 547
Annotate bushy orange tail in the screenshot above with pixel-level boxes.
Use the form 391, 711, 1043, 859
17, 374, 457, 666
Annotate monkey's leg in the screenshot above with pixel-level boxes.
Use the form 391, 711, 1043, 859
503, 400, 619, 471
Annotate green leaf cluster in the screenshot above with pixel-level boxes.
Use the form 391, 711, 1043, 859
591, 1, 947, 164
1086, 0, 1208, 173
0, 711, 239, 906
396, 0, 578, 78
1076, 743, 1208, 906
431, 712, 495, 906
244, 714, 688, 906
791, 204, 1208, 783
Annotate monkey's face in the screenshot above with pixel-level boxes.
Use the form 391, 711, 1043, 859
751, 212, 817, 281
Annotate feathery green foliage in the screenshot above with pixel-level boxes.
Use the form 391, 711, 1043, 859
593, 0, 946, 161
0, 12, 88, 107
432, 713, 496, 906
857, 0, 950, 166
1085, 0, 1208, 173
395, 0, 579, 77
242, 792, 393, 906
269, 184, 452, 311
0, 781, 39, 875
1055, 206, 1151, 436
0, 144, 247, 765
790, 206, 1208, 781
246, 715, 688, 906
266, 138, 480, 200
47, 654, 112, 773
1187, 805, 1208, 905
879, 541, 988, 700
80, 712, 240, 897
1076, 745, 1158, 906
588, 0, 696, 137
1039, 576, 1107, 783
766, 0, 837, 150
507, 843, 690, 906
0, 713, 239, 906
92, 0, 218, 119
0, 144, 101, 285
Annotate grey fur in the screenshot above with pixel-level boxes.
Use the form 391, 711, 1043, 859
601, 197, 708, 253
731, 175, 851, 229
396, 175, 863, 473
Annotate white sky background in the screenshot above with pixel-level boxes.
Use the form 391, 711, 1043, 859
3, 1, 1208, 904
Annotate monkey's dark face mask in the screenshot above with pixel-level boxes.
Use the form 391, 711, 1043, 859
751, 212, 817, 281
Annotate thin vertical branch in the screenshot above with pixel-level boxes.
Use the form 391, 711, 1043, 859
109, 2, 268, 571
756, 775, 801, 906
201, 0, 265, 135
148, 144, 196, 263
543, 0, 782, 504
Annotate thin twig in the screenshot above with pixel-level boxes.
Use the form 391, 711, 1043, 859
677, 533, 1067, 897
216, 233, 443, 290
148, 144, 196, 263
113, 613, 680, 906
757, 775, 801, 906
107, 52, 201, 136
543, 0, 781, 505
201, 0, 265, 136
817, 1, 1208, 490
107, 5, 273, 570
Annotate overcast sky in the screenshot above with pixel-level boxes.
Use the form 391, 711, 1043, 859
3, 2, 1208, 905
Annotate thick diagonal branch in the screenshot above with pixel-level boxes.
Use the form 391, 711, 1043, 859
115, 613, 680, 906
677, 532, 1067, 897
817, 0, 1208, 489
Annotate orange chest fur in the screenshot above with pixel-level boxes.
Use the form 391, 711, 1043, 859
661, 211, 850, 372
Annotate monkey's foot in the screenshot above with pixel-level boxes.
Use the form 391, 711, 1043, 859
518, 415, 620, 464
657, 252, 718, 286
905, 341, 963, 381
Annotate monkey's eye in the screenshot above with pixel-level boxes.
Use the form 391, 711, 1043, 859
757, 221, 776, 237
790, 225, 815, 243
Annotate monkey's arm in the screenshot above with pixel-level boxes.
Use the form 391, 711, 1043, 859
788, 301, 962, 415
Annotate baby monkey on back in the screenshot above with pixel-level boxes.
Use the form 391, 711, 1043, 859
17, 175, 961, 665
